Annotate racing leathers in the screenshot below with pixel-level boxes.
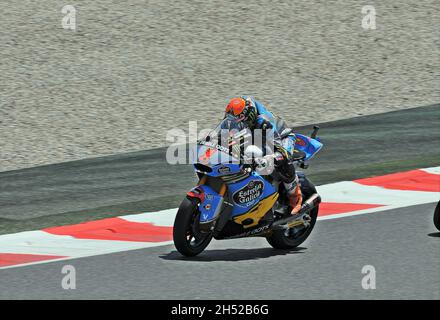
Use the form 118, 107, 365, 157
225, 96, 302, 214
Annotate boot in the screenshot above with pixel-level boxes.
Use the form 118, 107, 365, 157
284, 176, 303, 215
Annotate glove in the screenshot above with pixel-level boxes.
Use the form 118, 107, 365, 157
254, 154, 276, 175
254, 156, 269, 168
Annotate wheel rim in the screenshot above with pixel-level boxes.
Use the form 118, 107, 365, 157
285, 224, 308, 239
285, 208, 317, 240
185, 211, 210, 249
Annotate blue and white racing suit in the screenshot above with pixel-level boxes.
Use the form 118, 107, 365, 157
240, 96, 299, 201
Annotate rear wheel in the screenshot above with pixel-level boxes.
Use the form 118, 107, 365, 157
266, 175, 319, 250
173, 197, 213, 257
266, 206, 318, 249
434, 201, 440, 231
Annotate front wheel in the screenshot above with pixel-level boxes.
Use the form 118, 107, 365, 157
173, 197, 213, 257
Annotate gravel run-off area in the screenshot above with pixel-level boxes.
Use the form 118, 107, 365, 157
0, 0, 439, 172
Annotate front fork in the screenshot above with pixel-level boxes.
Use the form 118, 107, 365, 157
186, 176, 228, 233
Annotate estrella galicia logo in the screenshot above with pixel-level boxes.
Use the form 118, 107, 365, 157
233, 180, 264, 207
218, 166, 231, 174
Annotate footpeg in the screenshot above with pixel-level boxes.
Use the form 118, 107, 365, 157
272, 194, 321, 230
283, 213, 311, 230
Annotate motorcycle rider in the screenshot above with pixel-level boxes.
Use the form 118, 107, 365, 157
224, 96, 302, 215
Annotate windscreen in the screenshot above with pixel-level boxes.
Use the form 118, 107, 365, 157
197, 116, 250, 163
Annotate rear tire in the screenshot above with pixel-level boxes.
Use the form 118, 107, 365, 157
266, 206, 319, 249
434, 201, 440, 231
173, 197, 213, 257
266, 175, 319, 250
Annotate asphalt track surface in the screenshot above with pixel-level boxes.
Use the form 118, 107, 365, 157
0, 203, 439, 299
1, 104, 439, 234
0, 105, 439, 299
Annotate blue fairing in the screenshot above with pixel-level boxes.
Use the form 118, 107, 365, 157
227, 172, 276, 218
291, 133, 323, 161
194, 140, 277, 224
197, 185, 224, 223
196, 172, 277, 224
211, 163, 242, 177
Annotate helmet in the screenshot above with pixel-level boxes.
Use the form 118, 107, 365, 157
225, 97, 257, 127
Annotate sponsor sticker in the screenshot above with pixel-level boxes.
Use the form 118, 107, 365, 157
295, 137, 306, 146
233, 180, 264, 207
218, 166, 231, 174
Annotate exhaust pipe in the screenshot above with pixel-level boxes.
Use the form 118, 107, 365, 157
272, 193, 321, 230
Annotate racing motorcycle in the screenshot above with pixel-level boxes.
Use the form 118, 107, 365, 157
173, 118, 323, 256
434, 201, 440, 231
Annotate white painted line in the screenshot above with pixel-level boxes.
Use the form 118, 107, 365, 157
318, 204, 406, 220
0, 241, 174, 270
316, 181, 439, 206
421, 167, 440, 175
0, 231, 171, 257
122, 208, 178, 226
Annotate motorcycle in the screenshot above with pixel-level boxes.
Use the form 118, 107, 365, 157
434, 201, 440, 231
173, 118, 323, 256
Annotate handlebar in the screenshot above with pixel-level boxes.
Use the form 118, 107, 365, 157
311, 125, 320, 139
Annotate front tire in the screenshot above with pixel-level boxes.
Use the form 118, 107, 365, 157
173, 197, 213, 257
